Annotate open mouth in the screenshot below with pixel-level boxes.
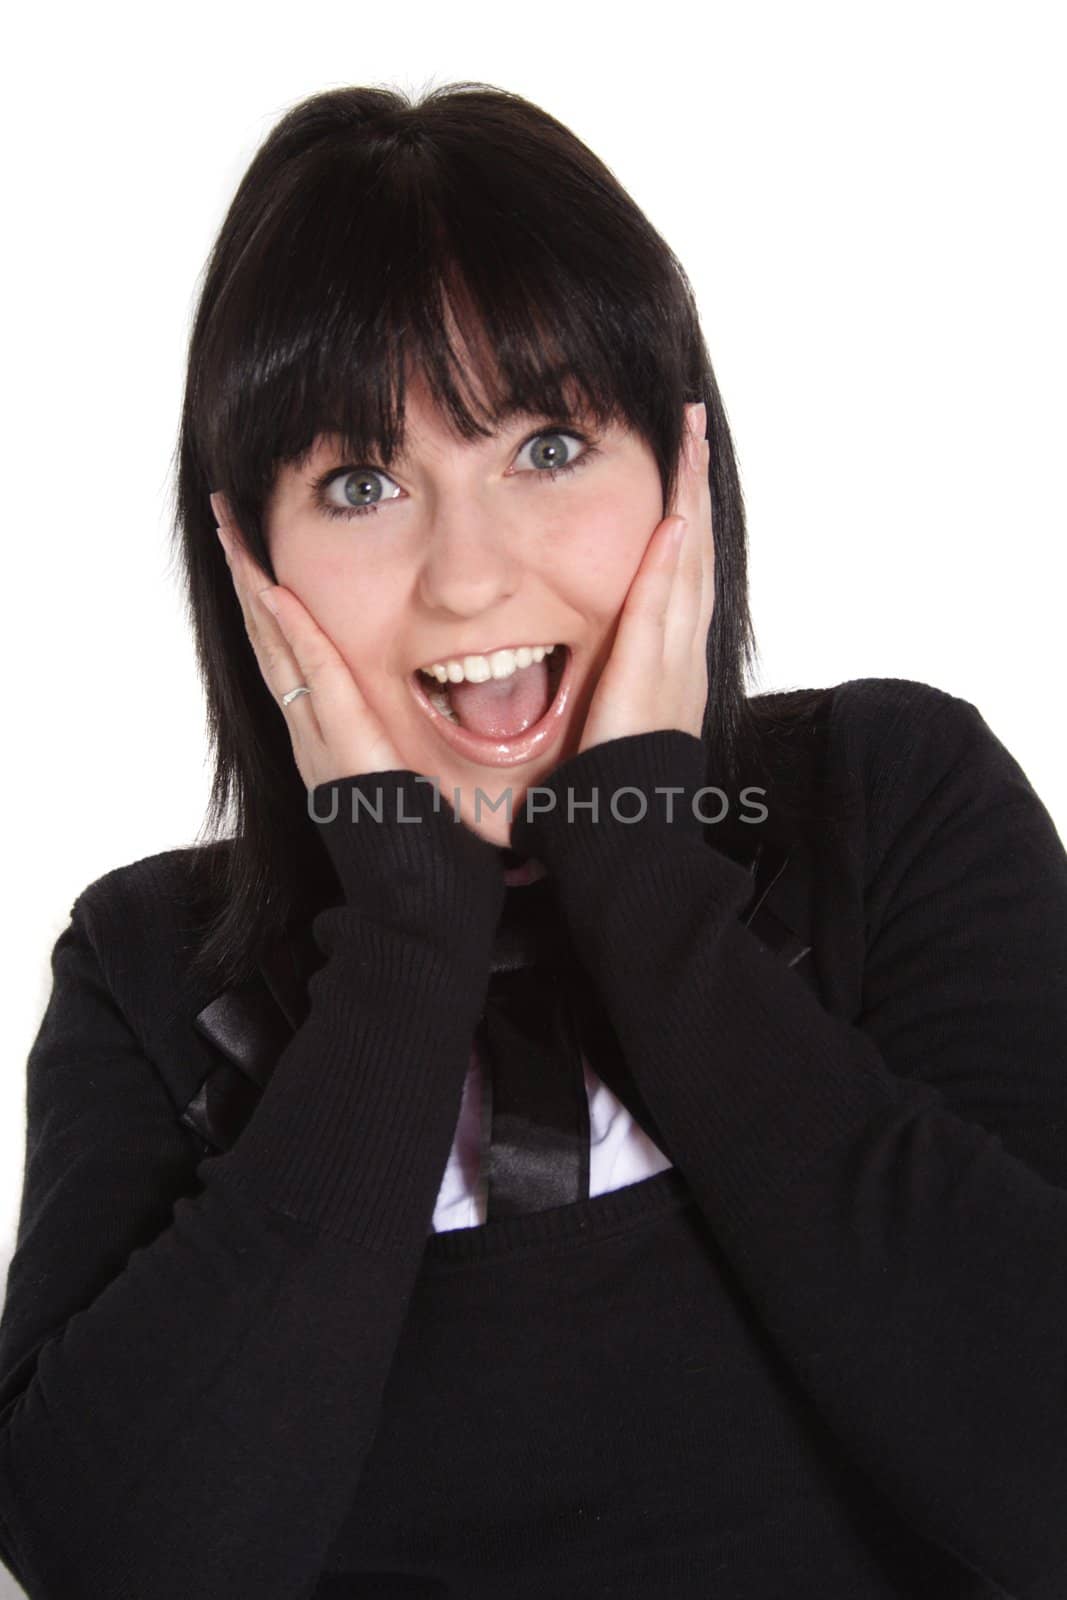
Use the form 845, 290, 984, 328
407, 645, 574, 770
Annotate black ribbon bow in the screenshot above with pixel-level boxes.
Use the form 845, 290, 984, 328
477, 869, 674, 1220
478, 874, 590, 1219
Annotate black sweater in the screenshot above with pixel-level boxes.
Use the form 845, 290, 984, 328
1, 676, 1066, 1599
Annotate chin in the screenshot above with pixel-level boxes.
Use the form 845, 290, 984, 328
474, 815, 514, 851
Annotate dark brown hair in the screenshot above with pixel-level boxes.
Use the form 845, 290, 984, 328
173, 81, 765, 989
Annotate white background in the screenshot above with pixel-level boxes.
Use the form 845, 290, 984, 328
0, 4, 1064, 1590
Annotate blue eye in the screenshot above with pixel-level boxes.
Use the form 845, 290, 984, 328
312, 466, 404, 520
310, 426, 601, 522
513, 429, 597, 480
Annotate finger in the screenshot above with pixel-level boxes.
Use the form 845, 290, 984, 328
261, 578, 379, 749
217, 523, 268, 659
679, 407, 715, 649
665, 414, 707, 662
219, 526, 382, 758
217, 526, 321, 733
667, 404, 704, 504
689, 409, 715, 641
665, 518, 701, 674
612, 515, 685, 685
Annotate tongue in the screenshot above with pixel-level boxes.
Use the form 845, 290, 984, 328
446, 658, 552, 739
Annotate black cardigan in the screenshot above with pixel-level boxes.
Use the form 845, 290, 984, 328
1, 675, 1065, 1599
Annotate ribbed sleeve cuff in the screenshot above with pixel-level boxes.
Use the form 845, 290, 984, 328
311, 768, 506, 914
510, 731, 755, 954
209, 770, 507, 1254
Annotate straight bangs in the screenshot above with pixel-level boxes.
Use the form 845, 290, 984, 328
196, 129, 694, 575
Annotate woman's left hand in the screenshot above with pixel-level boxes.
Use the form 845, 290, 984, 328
577, 402, 714, 755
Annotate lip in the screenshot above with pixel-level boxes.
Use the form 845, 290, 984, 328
407, 645, 575, 769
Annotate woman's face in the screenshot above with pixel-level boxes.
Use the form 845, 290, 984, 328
264, 369, 665, 849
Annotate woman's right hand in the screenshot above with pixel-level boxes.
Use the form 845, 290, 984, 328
213, 502, 407, 792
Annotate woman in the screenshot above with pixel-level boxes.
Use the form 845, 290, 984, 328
1, 81, 1065, 1600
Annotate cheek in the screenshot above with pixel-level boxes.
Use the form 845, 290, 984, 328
549, 498, 657, 618
272, 544, 400, 681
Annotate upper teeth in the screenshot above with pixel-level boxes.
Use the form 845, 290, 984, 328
419, 644, 557, 684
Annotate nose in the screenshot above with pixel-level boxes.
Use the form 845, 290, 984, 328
415, 500, 522, 618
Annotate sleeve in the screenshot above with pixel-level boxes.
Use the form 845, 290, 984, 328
0, 770, 505, 1600
509, 691, 1067, 1600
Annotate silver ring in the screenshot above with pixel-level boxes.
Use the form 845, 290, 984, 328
281, 684, 312, 707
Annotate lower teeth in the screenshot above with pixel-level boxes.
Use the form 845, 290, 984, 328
429, 691, 460, 726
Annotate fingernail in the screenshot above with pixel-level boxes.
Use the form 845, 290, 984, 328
215, 524, 232, 560
210, 491, 228, 526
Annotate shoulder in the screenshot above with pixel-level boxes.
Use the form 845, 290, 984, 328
746, 674, 1026, 874
824, 672, 1020, 796
71, 839, 230, 929
822, 675, 990, 810
824, 673, 985, 750
750, 673, 986, 760
813, 675, 1057, 893
33, 841, 238, 1129
742, 673, 978, 814
66, 839, 233, 1006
